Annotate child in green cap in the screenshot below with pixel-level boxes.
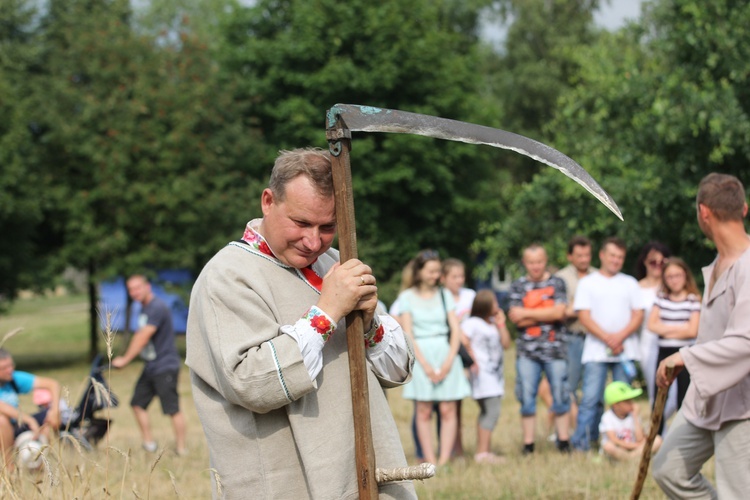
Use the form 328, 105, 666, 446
599, 381, 662, 461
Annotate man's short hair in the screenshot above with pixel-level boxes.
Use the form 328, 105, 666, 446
567, 235, 591, 255
522, 242, 546, 258
0, 349, 11, 362
601, 236, 626, 253
268, 148, 333, 201
697, 173, 747, 221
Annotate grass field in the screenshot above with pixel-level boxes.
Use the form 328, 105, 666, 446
0, 295, 713, 498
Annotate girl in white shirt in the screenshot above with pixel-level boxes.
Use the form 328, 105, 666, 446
462, 290, 511, 464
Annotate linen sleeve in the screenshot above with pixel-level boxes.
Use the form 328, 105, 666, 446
186, 266, 318, 414
364, 315, 414, 387
680, 268, 750, 398
281, 305, 335, 381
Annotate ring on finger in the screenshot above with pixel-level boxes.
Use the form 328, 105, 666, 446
360, 276, 366, 286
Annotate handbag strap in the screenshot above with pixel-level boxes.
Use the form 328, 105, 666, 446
439, 287, 451, 333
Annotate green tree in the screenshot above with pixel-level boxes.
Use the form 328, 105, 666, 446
475, 0, 750, 274
0, 0, 59, 309
217, 0, 509, 298
18, 0, 262, 353
490, 0, 601, 182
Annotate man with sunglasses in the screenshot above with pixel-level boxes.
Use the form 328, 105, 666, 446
653, 173, 750, 499
186, 148, 415, 499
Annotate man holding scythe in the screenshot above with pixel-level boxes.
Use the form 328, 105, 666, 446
187, 103, 622, 499
186, 148, 416, 499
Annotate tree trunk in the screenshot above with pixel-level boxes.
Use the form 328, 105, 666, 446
88, 259, 98, 360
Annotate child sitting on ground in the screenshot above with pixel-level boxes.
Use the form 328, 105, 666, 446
599, 381, 662, 461
462, 290, 511, 464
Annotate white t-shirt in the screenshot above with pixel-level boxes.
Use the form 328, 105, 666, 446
599, 409, 638, 445
575, 272, 644, 363
462, 316, 505, 399
454, 288, 477, 324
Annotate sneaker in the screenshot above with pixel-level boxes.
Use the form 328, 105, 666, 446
557, 440, 571, 453
175, 448, 189, 457
522, 443, 535, 455
547, 433, 558, 443
142, 441, 158, 453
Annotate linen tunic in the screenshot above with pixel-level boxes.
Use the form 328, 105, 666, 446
186, 243, 416, 499
680, 246, 750, 431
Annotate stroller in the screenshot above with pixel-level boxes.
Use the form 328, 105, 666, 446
56, 354, 119, 451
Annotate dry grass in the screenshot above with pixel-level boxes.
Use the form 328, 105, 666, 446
0, 296, 716, 498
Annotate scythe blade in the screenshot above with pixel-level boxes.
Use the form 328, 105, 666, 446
327, 103, 622, 220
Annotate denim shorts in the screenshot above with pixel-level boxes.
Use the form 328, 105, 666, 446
515, 356, 570, 416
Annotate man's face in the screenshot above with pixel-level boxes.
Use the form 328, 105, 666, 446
599, 243, 626, 277
568, 244, 592, 274
0, 357, 14, 383
522, 247, 548, 282
260, 176, 336, 269
127, 277, 151, 304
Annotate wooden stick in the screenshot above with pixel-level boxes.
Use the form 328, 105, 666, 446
328, 127, 378, 499
631, 362, 675, 500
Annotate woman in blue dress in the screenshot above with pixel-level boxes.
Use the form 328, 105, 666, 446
401, 249, 471, 466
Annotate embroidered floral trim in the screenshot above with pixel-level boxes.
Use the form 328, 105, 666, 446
240, 221, 323, 292
303, 306, 336, 342
364, 317, 385, 348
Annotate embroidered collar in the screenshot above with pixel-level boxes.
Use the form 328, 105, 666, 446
236, 220, 323, 292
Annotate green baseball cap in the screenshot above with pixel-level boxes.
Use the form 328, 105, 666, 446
604, 381, 643, 406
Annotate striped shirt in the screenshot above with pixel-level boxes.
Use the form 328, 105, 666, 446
654, 293, 701, 348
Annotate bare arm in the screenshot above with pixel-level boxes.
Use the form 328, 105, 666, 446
606, 430, 638, 450
440, 310, 461, 377
653, 311, 700, 340
0, 401, 42, 437
496, 310, 512, 350
112, 324, 156, 368
509, 303, 566, 325
578, 310, 610, 343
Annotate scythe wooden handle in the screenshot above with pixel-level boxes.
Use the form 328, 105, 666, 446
328, 128, 379, 499
630, 362, 675, 500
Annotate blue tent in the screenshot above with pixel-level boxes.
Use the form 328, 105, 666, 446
98, 272, 191, 334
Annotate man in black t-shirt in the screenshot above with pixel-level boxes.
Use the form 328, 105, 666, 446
113, 275, 186, 455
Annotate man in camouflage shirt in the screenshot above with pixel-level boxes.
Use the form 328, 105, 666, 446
508, 243, 571, 454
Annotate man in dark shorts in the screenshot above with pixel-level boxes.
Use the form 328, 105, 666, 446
113, 274, 186, 455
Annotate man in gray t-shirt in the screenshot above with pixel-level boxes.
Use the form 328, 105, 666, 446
113, 275, 186, 455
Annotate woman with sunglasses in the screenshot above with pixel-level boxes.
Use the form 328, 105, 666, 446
634, 241, 673, 406
401, 249, 471, 466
